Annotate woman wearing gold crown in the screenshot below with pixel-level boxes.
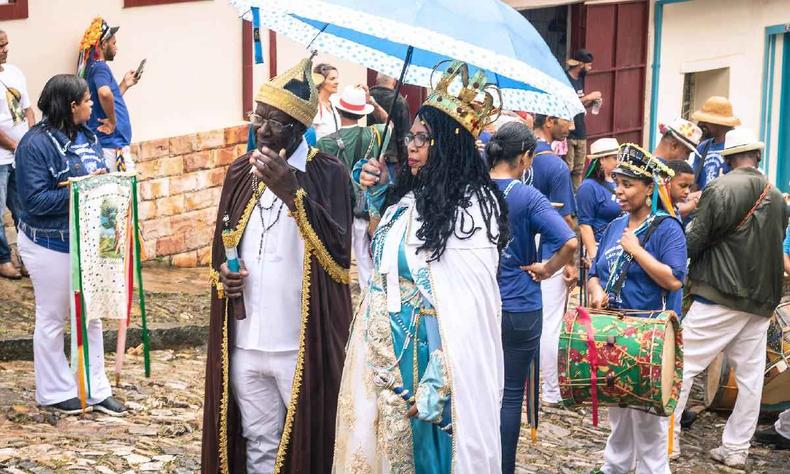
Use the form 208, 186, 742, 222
332, 61, 508, 473
587, 144, 687, 474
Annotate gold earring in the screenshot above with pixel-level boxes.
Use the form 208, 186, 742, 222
646, 195, 652, 207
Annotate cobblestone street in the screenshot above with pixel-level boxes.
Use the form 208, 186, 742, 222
1, 344, 789, 473
0, 267, 788, 473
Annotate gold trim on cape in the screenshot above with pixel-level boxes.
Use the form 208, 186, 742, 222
273, 245, 313, 472
427, 264, 458, 469
209, 267, 225, 299
292, 188, 350, 284
219, 299, 231, 473
223, 180, 266, 250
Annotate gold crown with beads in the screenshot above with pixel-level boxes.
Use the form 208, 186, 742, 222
423, 61, 500, 137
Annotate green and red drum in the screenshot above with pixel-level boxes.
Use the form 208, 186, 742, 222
558, 307, 683, 417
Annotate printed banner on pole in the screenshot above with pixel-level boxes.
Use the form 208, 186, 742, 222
69, 172, 150, 408
72, 173, 134, 321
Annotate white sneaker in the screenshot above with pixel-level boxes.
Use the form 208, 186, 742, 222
669, 436, 681, 460
709, 445, 747, 469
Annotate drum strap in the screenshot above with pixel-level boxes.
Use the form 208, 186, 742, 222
609, 215, 673, 302
576, 306, 601, 426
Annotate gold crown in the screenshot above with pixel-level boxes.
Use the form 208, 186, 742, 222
423, 61, 500, 137
255, 56, 318, 128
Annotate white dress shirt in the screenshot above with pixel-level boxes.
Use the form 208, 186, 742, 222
235, 139, 308, 352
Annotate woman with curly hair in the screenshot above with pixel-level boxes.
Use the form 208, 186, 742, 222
333, 62, 507, 473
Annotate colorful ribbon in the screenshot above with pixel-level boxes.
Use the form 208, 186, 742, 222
576, 307, 600, 426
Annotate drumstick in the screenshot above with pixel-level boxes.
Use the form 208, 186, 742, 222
668, 414, 675, 455
58, 180, 70, 188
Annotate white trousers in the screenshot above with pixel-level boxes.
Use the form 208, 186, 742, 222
17, 232, 111, 406
539, 263, 568, 403
231, 347, 297, 474
672, 301, 770, 451
102, 146, 135, 173
352, 217, 373, 292
603, 407, 670, 474
776, 409, 790, 439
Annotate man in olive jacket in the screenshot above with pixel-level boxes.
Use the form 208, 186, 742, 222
671, 128, 787, 469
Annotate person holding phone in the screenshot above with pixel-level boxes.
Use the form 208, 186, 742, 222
77, 17, 140, 173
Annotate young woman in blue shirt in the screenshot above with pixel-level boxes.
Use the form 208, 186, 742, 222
487, 122, 577, 474
588, 144, 687, 474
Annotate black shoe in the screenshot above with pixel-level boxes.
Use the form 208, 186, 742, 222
93, 397, 127, 417
754, 426, 790, 449
46, 397, 87, 415
680, 409, 698, 429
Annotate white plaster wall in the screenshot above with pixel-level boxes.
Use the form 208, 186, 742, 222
1, 0, 244, 142
655, 0, 790, 135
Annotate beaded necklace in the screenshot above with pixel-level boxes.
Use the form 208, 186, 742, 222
251, 175, 285, 261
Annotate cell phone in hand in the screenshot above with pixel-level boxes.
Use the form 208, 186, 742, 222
135, 58, 147, 79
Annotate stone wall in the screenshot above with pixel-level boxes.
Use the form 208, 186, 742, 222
131, 125, 249, 267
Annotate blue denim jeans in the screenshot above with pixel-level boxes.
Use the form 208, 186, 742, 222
0, 164, 16, 264
500, 309, 542, 474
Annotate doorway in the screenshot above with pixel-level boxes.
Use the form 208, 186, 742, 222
761, 27, 790, 191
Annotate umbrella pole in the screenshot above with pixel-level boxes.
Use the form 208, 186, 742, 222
378, 45, 414, 160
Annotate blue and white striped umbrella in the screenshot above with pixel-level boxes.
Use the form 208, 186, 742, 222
231, 0, 584, 119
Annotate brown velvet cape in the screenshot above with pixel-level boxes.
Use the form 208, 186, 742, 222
201, 149, 353, 473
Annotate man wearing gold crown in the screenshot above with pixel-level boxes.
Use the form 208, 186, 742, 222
201, 57, 353, 473
333, 61, 507, 473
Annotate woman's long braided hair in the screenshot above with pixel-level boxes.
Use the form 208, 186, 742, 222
385, 106, 509, 261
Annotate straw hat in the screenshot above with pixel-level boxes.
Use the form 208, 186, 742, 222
588, 138, 619, 158
691, 96, 741, 127
720, 128, 764, 157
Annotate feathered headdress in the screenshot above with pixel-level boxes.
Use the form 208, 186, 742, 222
77, 17, 118, 78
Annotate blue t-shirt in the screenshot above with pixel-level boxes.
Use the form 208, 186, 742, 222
696, 139, 728, 189
589, 214, 688, 315
495, 179, 575, 312
526, 141, 576, 257
86, 61, 132, 148
784, 226, 790, 256
577, 178, 621, 242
